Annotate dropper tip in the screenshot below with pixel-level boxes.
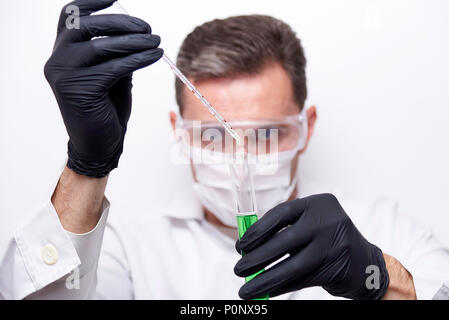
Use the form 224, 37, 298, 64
229, 129, 242, 145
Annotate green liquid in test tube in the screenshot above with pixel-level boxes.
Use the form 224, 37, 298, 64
230, 160, 269, 300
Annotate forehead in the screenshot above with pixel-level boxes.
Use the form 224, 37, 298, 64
181, 62, 299, 121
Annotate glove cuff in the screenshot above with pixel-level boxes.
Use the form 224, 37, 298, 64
66, 139, 124, 178
366, 244, 390, 300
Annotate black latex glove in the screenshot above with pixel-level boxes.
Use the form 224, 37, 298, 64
234, 194, 389, 300
44, 0, 163, 178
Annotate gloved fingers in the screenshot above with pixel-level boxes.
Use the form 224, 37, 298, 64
109, 75, 133, 127
71, 0, 117, 15
268, 273, 316, 298
238, 243, 320, 300
58, 0, 117, 34
234, 223, 312, 277
236, 198, 308, 252
58, 14, 151, 44
96, 48, 164, 86
78, 34, 161, 67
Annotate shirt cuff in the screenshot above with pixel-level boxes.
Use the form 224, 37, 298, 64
433, 282, 449, 300
11, 198, 110, 298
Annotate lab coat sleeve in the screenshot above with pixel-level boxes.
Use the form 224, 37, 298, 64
367, 198, 449, 300
0, 199, 111, 299
94, 216, 134, 300
396, 217, 449, 300
433, 282, 449, 300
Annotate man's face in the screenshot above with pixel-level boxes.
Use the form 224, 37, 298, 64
170, 62, 317, 226
170, 61, 316, 154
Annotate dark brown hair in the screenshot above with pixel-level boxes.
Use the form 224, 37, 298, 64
175, 15, 307, 112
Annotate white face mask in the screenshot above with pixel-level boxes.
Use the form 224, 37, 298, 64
191, 149, 299, 228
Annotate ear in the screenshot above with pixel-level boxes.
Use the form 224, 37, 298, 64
299, 106, 317, 155
169, 111, 177, 134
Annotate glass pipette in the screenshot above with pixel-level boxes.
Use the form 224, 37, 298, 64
114, 1, 241, 145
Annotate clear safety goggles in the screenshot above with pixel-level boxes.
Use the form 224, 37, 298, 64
175, 109, 308, 155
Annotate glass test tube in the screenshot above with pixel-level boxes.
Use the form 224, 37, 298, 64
230, 159, 269, 300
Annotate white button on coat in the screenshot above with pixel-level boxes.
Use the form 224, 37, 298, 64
42, 244, 58, 265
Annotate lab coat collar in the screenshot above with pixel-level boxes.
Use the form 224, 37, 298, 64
161, 177, 305, 221
162, 183, 205, 220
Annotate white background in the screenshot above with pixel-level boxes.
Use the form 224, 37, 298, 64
0, 0, 448, 259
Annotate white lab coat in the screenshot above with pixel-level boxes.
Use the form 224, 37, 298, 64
1, 170, 449, 300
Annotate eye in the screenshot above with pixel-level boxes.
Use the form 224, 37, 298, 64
278, 126, 289, 138
202, 127, 224, 143
257, 127, 279, 140
263, 129, 272, 139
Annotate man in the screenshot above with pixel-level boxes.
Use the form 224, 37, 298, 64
1, 0, 449, 300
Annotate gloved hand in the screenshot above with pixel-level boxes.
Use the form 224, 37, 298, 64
44, 0, 163, 178
234, 194, 389, 300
